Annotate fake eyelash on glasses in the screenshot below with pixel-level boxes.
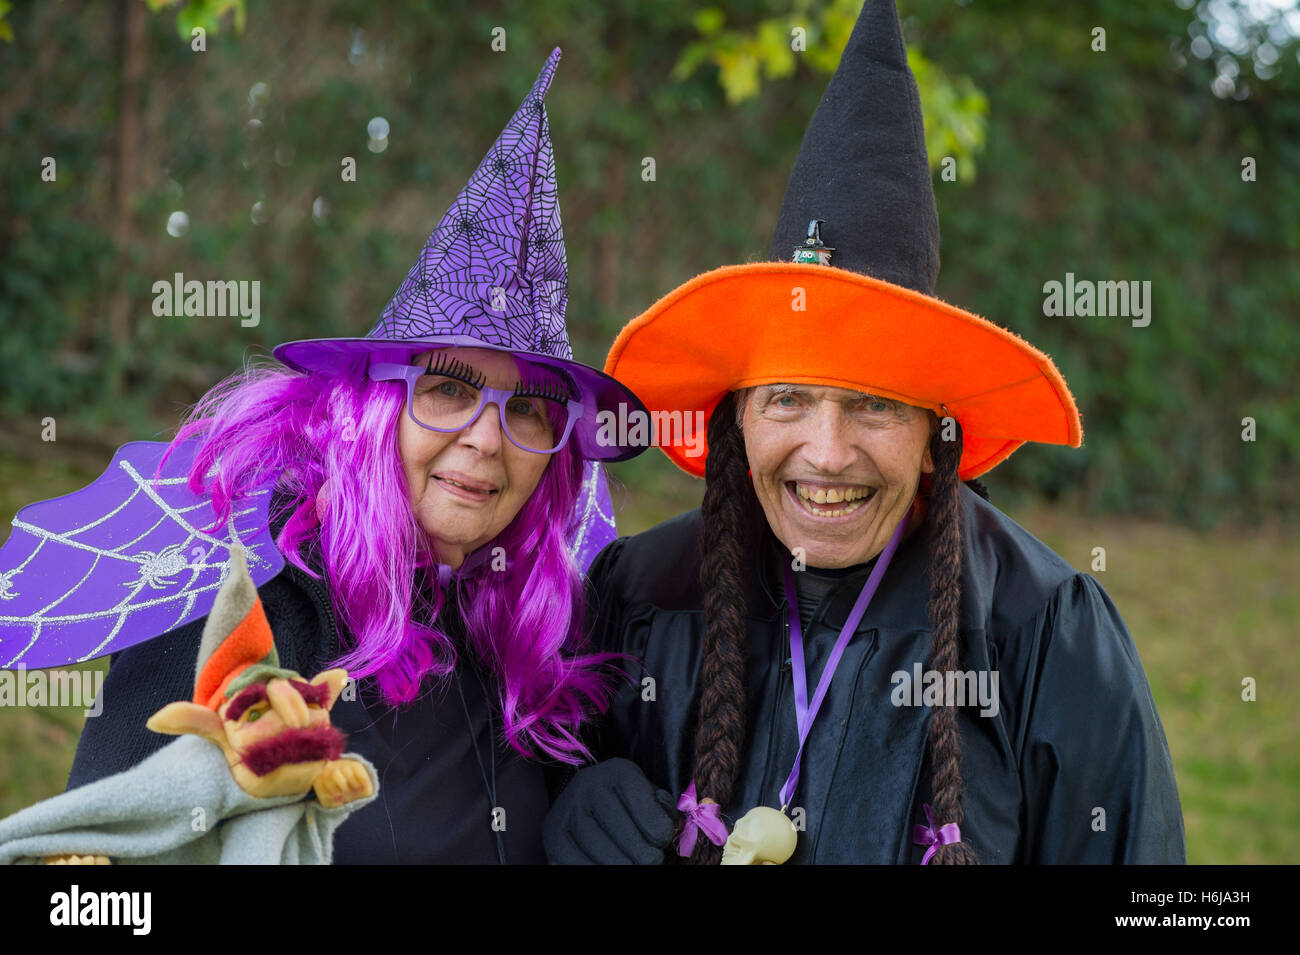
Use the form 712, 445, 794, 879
512, 375, 575, 403
425, 353, 486, 389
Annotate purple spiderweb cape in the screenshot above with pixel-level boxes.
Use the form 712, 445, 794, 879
0, 440, 281, 670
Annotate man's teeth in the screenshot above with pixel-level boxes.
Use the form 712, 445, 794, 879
795, 483, 871, 504
792, 482, 873, 517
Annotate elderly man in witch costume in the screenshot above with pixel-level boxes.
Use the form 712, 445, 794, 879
544, 0, 1185, 865
1, 49, 647, 864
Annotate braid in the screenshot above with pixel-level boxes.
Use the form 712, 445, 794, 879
923, 418, 980, 864
687, 391, 752, 864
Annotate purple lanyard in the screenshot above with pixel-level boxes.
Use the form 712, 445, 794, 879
778, 500, 914, 809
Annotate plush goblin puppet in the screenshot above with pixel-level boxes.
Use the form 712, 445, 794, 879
0, 548, 377, 865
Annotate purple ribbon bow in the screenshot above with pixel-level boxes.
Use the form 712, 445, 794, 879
676, 780, 729, 857
913, 803, 962, 865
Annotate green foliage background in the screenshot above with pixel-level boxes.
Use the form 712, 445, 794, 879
0, 0, 1296, 522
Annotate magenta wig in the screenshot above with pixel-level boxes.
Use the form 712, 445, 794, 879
171, 356, 617, 764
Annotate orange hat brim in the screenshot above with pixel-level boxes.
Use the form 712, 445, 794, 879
604, 263, 1082, 481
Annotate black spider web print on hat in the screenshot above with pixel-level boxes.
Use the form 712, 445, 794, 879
369, 50, 573, 359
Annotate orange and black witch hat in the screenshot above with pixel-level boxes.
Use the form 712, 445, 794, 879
605, 0, 1082, 481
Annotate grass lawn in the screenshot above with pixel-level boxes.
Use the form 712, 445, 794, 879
1, 452, 1295, 864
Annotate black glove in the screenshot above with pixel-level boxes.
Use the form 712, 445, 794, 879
543, 757, 677, 864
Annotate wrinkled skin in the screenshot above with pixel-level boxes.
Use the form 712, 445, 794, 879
739, 384, 934, 569
398, 347, 553, 570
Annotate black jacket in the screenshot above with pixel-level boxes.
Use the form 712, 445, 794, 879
584, 486, 1187, 863
67, 546, 551, 864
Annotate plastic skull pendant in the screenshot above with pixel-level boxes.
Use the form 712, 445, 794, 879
721, 806, 798, 865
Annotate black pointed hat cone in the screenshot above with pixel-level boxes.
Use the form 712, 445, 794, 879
769, 0, 939, 294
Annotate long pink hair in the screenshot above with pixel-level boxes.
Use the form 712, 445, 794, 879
171, 356, 616, 763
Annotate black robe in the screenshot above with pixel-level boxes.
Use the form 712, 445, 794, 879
583, 486, 1186, 863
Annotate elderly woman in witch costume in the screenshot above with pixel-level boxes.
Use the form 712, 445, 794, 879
543, 1, 1185, 865
0, 50, 646, 864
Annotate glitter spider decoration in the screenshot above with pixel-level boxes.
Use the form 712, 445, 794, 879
127, 545, 192, 591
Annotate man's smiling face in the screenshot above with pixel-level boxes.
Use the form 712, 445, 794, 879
740, 383, 933, 569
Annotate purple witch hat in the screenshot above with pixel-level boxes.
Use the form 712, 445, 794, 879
0, 50, 633, 671
274, 47, 645, 462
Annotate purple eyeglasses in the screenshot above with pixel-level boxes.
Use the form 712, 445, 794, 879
369, 359, 584, 455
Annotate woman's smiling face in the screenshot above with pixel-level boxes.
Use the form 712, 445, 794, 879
396, 347, 552, 570
740, 383, 933, 569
